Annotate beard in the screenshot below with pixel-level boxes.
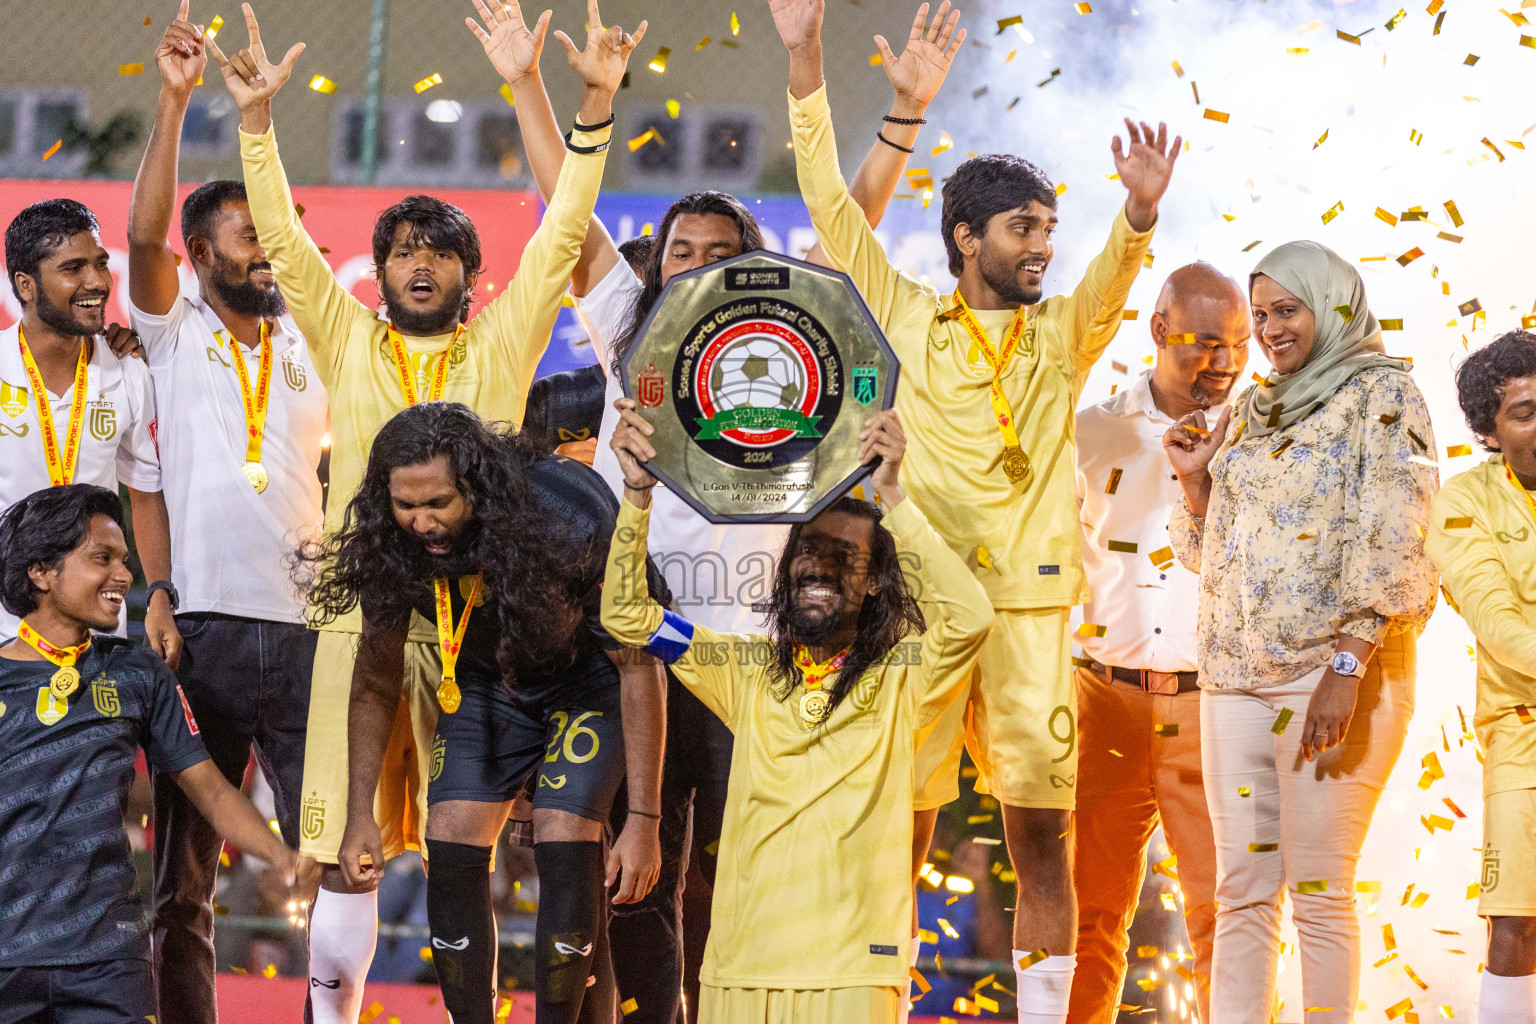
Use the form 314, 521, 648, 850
978, 245, 1045, 307
209, 251, 288, 318
785, 577, 847, 646
1190, 377, 1236, 408
406, 519, 482, 581
33, 286, 102, 337
381, 277, 468, 336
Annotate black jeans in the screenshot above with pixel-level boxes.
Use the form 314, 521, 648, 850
608, 671, 731, 1024
150, 613, 316, 1024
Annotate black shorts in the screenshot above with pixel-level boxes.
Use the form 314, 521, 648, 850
0, 958, 156, 1023
428, 668, 626, 823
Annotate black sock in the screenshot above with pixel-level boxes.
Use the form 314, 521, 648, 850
425, 839, 496, 1024
576, 900, 615, 1024
534, 840, 606, 1024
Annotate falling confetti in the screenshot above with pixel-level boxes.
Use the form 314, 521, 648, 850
42, 140, 62, 161
119, 62, 144, 75
648, 47, 669, 73
413, 73, 443, 94
308, 75, 338, 95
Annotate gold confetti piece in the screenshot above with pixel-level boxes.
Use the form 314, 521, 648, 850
1402, 206, 1429, 220
499, 83, 515, 107
1447, 443, 1473, 457
1458, 298, 1483, 316
1525, 315, 1536, 329
1482, 138, 1506, 161
1374, 952, 1399, 967
1297, 880, 1328, 893
1166, 332, 1196, 345
1523, 34, 1536, 48
719, 38, 738, 48
919, 928, 938, 944
869, 53, 882, 66
1242, 240, 1263, 252
1272, 707, 1294, 734
1270, 438, 1295, 459
1438, 232, 1463, 243
1440, 1006, 1455, 1019
1408, 428, 1427, 450
1322, 201, 1345, 225
309, 75, 338, 95
413, 73, 443, 94
1006, 50, 1017, 63
119, 62, 144, 75
293, 203, 306, 219
262, 964, 277, 979
1516, 703, 1535, 724
648, 47, 669, 73
1443, 797, 1466, 818
1154, 723, 1179, 737
1387, 998, 1414, 1020
1434, 9, 1446, 33
1202, 109, 1233, 125
1409, 128, 1424, 145
229, 966, 247, 975
974, 545, 991, 569
1107, 540, 1138, 553
666, 99, 681, 119
1246, 842, 1279, 853
220, 851, 231, 867
1298, 18, 1322, 32
730, 11, 740, 34
1313, 128, 1329, 148
1334, 303, 1355, 322
695, 36, 712, 50
1121, 310, 1138, 321
1381, 319, 1404, 330
628, 128, 658, 151
932, 133, 953, 155
1171, 60, 1185, 77
910, 967, 932, 994
966, 813, 994, 825
1036, 68, 1062, 87
1109, 748, 1124, 758
971, 86, 989, 100
1054, 182, 1069, 197
1443, 516, 1474, 529
1105, 468, 1123, 494
1337, 29, 1362, 44
360, 1003, 385, 1024
1357, 880, 1382, 892
938, 917, 960, 939
1077, 623, 1107, 638
1191, 82, 1200, 105
1111, 361, 1128, 374
1397, 248, 1424, 266
1467, 881, 1482, 899
620, 998, 639, 1015
1149, 545, 1175, 567
1385, 7, 1408, 28
1510, 9, 1535, 26
1075, 1, 1092, 11
1287, 47, 1310, 54
1464, 53, 1480, 65
997, 14, 1024, 32
42, 139, 63, 161
1443, 199, 1464, 227
1143, 252, 1154, 268
975, 995, 1001, 1013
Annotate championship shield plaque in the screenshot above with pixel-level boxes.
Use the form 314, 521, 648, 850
619, 251, 899, 523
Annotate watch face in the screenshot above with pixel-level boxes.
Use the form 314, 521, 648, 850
1333, 652, 1360, 675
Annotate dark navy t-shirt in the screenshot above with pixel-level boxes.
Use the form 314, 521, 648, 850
0, 636, 208, 966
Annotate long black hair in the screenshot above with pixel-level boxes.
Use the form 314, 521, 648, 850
306, 403, 585, 678
609, 191, 765, 375
762, 497, 926, 723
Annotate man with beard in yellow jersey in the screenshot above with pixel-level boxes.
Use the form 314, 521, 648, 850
212, 4, 644, 1020
769, 2, 1180, 1020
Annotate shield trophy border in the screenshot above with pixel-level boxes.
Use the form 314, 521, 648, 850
617, 249, 900, 525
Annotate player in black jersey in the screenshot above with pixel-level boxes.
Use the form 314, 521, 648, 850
0, 483, 310, 1023
307, 402, 665, 1024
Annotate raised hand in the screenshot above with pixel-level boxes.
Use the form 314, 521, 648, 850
768, 0, 825, 53
464, 0, 550, 86
859, 409, 908, 508
874, 2, 965, 108
1163, 405, 1230, 484
155, 0, 209, 98
610, 397, 659, 495
551, 0, 647, 98
1112, 119, 1181, 231
207, 3, 306, 120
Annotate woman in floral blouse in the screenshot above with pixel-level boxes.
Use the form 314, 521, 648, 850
1163, 240, 1439, 1024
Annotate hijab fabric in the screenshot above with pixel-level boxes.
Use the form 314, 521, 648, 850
1238, 240, 1411, 439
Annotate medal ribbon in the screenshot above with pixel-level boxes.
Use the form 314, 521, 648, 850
16, 620, 90, 668
222, 320, 274, 464
18, 327, 90, 487
387, 323, 466, 407
1505, 461, 1536, 524
792, 644, 850, 694
433, 575, 483, 685
948, 291, 1029, 479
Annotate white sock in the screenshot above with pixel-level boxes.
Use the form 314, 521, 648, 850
1480, 971, 1536, 1024
899, 936, 920, 1024
1015, 951, 1075, 1024
307, 887, 380, 1024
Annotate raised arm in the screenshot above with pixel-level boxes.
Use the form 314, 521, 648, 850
468, 0, 623, 298
804, 2, 964, 266
467, 1, 639, 386
214, 4, 364, 384
128, 1, 208, 317
337, 617, 407, 889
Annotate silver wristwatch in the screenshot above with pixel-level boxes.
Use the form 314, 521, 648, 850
1331, 651, 1365, 678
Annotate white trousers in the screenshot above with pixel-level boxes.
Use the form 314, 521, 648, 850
1200, 632, 1415, 1024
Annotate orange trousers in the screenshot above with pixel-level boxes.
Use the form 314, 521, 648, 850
1067, 667, 1217, 1024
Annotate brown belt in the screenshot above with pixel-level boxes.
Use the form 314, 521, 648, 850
1080, 657, 1200, 695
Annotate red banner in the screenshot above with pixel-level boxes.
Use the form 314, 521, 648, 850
0, 178, 539, 333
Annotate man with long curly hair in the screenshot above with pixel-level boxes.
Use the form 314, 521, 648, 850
306, 402, 665, 1024
602, 401, 992, 1024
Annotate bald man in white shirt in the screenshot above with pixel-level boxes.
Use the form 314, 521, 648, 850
1068, 264, 1249, 1024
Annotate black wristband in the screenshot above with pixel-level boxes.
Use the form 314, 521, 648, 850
147, 580, 179, 612
626, 481, 658, 492
564, 130, 611, 155
627, 809, 662, 820
876, 131, 915, 154
572, 114, 615, 132
882, 114, 927, 126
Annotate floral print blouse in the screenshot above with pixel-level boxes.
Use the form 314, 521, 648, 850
1170, 366, 1440, 689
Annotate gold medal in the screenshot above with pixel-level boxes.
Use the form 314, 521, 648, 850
242, 460, 270, 493
946, 292, 1034, 489
799, 688, 830, 727
1002, 445, 1031, 486
437, 677, 462, 715
49, 665, 80, 698
792, 644, 849, 730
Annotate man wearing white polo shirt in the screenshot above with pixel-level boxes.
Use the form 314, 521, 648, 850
125, 13, 328, 1022
0, 199, 174, 654
1068, 263, 1248, 1024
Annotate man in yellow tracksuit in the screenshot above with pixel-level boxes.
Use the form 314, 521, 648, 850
210, 6, 641, 1019
1425, 328, 1536, 1024
767, 1, 1180, 1018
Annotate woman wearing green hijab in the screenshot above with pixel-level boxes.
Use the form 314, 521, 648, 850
1162, 240, 1440, 1024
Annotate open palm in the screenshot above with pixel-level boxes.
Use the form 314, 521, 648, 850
465, 0, 548, 85
206, 3, 305, 109
1112, 119, 1182, 209
875, 2, 965, 106
768, 0, 825, 52
551, 0, 647, 95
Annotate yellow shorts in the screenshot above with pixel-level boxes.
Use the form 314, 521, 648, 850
1480, 788, 1536, 917
913, 606, 1075, 810
699, 985, 901, 1024
297, 629, 443, 863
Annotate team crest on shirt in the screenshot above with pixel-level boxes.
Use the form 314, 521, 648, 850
282, 353, 307, 391
205, 346, 232, 368
88, 400, 117, 442
92, 675, 121, 717
301, 792, 326, 841
0, 381, 28, 418
1482, 846, 1501, 892
430, 737, 445, 781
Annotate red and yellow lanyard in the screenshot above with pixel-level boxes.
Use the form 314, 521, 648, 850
222, 320, 274, 467
433, 574, 483, 714
18, 327, 89, 487
387, 323, 466, 407
947, 292, 1030, 484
